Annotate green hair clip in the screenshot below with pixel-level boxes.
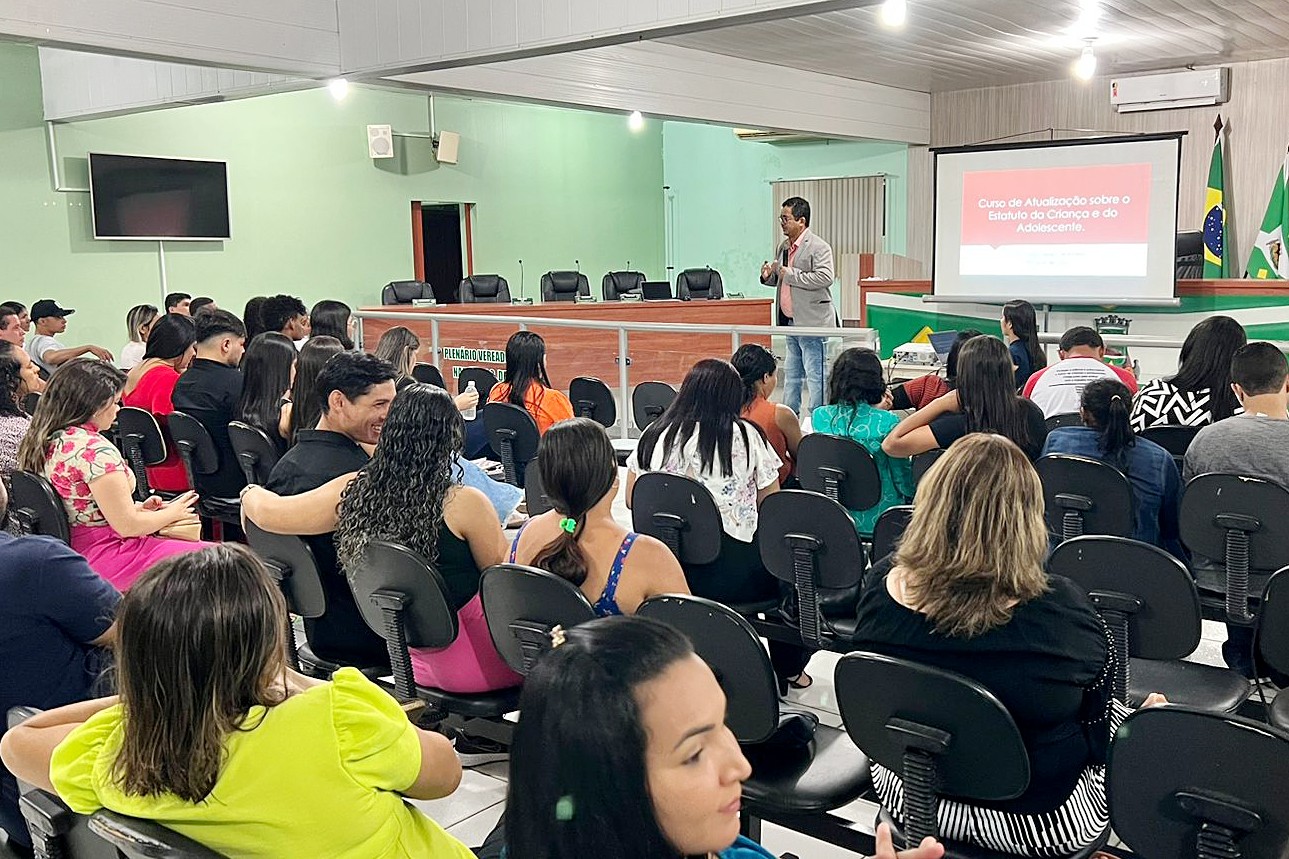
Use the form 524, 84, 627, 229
558, 517, 577, 534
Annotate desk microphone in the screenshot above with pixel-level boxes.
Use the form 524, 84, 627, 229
575, 259, 581, 274
518, 259, 524, 301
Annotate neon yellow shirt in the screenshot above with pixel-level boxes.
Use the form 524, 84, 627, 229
50, 668, 474, 858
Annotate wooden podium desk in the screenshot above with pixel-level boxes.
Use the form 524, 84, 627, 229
358, 299, 773, 389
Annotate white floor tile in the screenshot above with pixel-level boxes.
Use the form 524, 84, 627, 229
445, 799, 506, 850
407, 769, 508, 829
782, 649, 843, 715
475, 760, 510, 781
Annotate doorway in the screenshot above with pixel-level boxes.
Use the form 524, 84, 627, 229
411, 202, 472, 303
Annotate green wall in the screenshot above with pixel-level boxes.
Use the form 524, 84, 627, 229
660, 120, 909, 300
0, 43, 664, 351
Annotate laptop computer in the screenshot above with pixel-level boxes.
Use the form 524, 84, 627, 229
642, 281, 672, 301
927, 330, 959, 363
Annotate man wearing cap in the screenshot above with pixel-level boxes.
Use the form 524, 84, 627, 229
27, 300, 113, 375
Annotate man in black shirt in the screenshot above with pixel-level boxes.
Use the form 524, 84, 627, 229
172, 310, 247, 499
266, 351, 397, 668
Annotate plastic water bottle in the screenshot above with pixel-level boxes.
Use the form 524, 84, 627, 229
461, 380, 478, 421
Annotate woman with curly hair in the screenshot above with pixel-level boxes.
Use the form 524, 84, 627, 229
0, 343, 34, 476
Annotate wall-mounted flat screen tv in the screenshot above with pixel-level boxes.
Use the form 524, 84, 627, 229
89, 153, 230, 241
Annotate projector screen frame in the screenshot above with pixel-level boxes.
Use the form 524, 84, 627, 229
88, 151, 232, 242
927, 132, 1185, 307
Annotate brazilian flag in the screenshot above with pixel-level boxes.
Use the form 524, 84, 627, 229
1204, 115, 1230, 278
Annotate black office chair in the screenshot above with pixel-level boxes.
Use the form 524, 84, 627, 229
22, 390, 40, 416
1180, 473, 1289, 626
1049, 536, 1250, 713
837, 652, 1109, 857
1175, 230, 1205, 280
411, 363, 446, 388
116, 407, 169, 501
457, 366, 499, 403
870, 504, 913, 565
349, 540, 520, 727
167, 412, 241, 539
483, 402, 540, 487
523, 458, 553, 516
758, 490, 863, 650
910, 449, 943, 485
540, 271, 590, 302
88, 811, 226, 858
631, 381, 676, 431
1141, 424, 1200, 472
1255, 569, 1289, 730
459, 275, 511, 304
676, 267, 724, 301
638, 595, 871, 848
244, 521, 331, 674
1036, 454, 1135, 543
479, 563, 596, 674
381, 280, 434, 305
8, 470, 71, 543
1109, 706, 1289, 859
796, 434, 882, 514
602, 270, 645, 301
568, 377, 616, 428
227, 422, 281, 486
1045, 412, 1084, 431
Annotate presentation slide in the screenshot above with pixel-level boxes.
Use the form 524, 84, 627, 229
933, 136, 1181, 305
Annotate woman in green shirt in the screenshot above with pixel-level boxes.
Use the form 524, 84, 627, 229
810, 347, 914, 536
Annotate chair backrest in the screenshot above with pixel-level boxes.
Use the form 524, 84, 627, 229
8, 470, 72, 544
166, 411, 220, 480
1109, 706, 1289, 859
244, 521, 327, 619
630, 471, 723, 565
483, 402, 541, 487
411, 363, 446, 388
568, 376, 617, 428
676, 267, 724, 301
631, 381, 676, 431
459, 274, 511, 303
1140, 424, 1201, 456
1257, 569, 1289, 688
479, 563, 596, 674
523, 458, 554, 516
1044, 412, 1084, 431
1035, 453, 1135, 543
796, 433, 883, 511
381, 280, 433, 305
910, 449, 943, 485
870, 504, 913, 563
456, 366, 499, 401
637, 594, 781, 744
226, 422, 281, 486
540, 270, 590, 302
116, 407, 167, 497
88, 810, 227, 858
602, 270, 645, 300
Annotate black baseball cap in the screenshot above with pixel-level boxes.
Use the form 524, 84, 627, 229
30, 299, 75, 321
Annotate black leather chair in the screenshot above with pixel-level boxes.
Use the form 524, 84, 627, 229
1036, 454, 1134, 543
910, 449, 943, 486
568, 377, 616, 428
381, 280, 434, 305
1044, 412, 1084, 431
540, 271, 590, 302
479, 564, 596, 674
457, 366, 499, 403
638, 595, 872, 850
483, 402, 540, 487
1175, 230, 1205, 280
758, 490, 863, 650
459, 275, 511, 304
349, 540, 520, 729
1109, 706, 1289, 859
116, 407, 170, 501
837, 652, 1109, 857
1141, 424, 1200, 472
870, 504, 913, 563
227, 422, 281, 486
631, 381, 676, 431
602, 270, 645, 301
22, 390, 39, 416
88, 810, 226, 858
244, 521, 334, 675
411, 363, 446, 388
676, 268, 724, 301
1048, 536, 1250, 713
1180, 473, 1289, 625
8, 470, 71, 543
1254, 569, 1289, 730
167, 412, 241, 539
796, 434, 882, 515
523, 459, 553, 516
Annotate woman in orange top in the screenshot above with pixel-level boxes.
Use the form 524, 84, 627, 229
121, 314, 196, 492
487, 331, 574, 434
731, 344, 800, 485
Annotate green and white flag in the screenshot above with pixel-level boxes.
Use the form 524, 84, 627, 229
1247, 149, 1289, 280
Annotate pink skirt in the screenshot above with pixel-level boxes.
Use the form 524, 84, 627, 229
410, 593, 522, 694
71, 523, 216, 591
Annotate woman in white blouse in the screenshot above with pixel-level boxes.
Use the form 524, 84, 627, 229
118, 305, 159, 371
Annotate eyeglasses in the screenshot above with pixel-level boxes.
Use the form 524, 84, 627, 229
779, 215, 791, 223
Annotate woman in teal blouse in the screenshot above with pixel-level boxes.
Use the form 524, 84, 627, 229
810, 347, 914, 535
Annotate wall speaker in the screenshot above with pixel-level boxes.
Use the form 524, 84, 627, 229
367, 124, 394, 159
435, 130, 460, 165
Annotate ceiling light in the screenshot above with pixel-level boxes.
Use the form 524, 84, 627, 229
1073, 45, 1097, 81
628, 110, 645, 132
327, 78, 350, 100
879, 0, 907, 28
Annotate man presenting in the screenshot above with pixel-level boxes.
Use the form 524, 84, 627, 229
761, 197, 836, 415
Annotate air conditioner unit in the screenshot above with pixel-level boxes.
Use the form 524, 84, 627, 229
733, 128, 828, 144
1110, 68, 1229, 113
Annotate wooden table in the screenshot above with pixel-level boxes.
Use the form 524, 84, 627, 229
357, 299, 774, 389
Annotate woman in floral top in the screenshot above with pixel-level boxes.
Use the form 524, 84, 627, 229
17, 360, 210, 590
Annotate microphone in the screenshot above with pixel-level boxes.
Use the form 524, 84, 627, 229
518, 259, 525, 302
575, 259, 581, 274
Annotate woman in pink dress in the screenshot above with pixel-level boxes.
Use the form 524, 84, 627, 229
121, 314, 196, 493
18, 360, 212, 590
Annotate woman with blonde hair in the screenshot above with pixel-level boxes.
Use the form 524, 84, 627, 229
118, 304, 159, 371
852, 433, 1163, 857
373, 326, 420, 388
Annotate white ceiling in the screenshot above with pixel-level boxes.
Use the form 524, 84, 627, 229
662, 0, 1289, 92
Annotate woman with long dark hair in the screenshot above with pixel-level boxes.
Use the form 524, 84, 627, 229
308, 300, 354, 350
0, 545, 473, 858
234, 333, 297, 452
0, 345, 32, 476
1001, 300, 1047, 388
284, 336, 343, 445
1043, 378, 1184, 559
884, 336, 1048, 460
122, 314, 197, 492
242, 296, 267, 342
890, 328, 983, 410
731, 344, 800, 485
1131, 315, 1246, 430
510, 419, 688, 615
486, 331, 574, 434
